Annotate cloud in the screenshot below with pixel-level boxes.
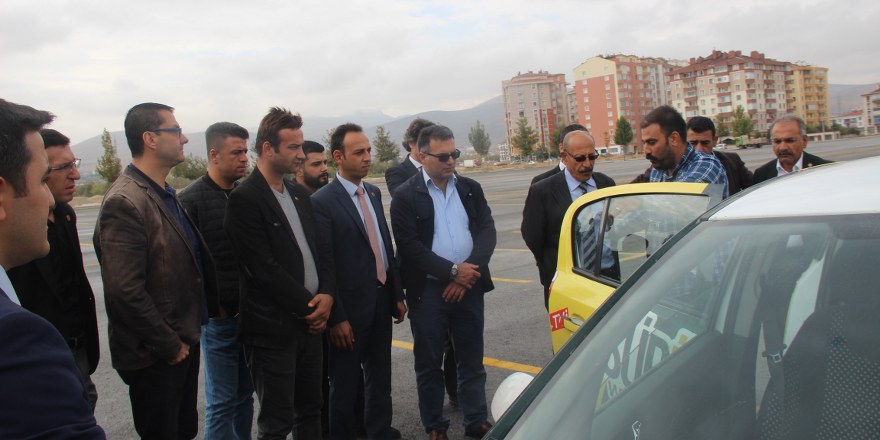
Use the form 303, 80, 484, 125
1, 0, 877, 141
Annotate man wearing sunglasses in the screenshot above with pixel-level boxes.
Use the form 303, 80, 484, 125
530, 123, 588, 185
521, 130, 616, 310
641, 106, 728, 198
390, 125, 496, 440
753, 115, 831, 184
8, 128, 100, 412
687, 116, 753, 195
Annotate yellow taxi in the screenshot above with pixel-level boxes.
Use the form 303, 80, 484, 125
548, 182, 723, 352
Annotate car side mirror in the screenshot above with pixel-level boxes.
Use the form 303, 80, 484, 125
490, 372, 534, 421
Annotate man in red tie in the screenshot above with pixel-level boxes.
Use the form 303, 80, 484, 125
311, 123, 407, 440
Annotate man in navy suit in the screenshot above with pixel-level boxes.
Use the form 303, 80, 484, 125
0, 98, 105, 439
312, 123, 407, 440
391, 125, 496, 440
521, 130, 616, 310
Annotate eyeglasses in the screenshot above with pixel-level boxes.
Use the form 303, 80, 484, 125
423, 149, 461, 162
772, 137, 799, 145
48, 158, 81, 173
689, 140, 713, 147
151, 127, 183, 136
564, 150, 599, 162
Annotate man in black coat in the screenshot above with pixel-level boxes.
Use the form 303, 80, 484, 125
8, 128, 100, 411
391, 125, 496, 439
179, 122, 254, 439
385, 118, 434, 197
753, 115, 832, 184
521, 130, 616, 310
686, 116, 753, 195
312, 123, 407, 440
225, 108, 335, 440
0, 98, 105, 439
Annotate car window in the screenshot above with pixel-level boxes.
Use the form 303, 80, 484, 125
572, 193, 713, 284
505, 214, 880, 440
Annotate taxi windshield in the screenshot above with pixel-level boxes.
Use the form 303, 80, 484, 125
507, 214, 880, 440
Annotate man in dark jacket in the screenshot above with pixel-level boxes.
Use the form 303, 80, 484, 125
686, 116, 753, 195
95, 103, 219, 439
753, 115, 832, 184
179, 122, 253, 440
385, 118, 434, 197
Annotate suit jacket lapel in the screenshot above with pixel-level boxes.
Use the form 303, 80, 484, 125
252, 168, 297, 244
332, 179, 370, 242
550, 172, 573, 213
366, 183, 394, 255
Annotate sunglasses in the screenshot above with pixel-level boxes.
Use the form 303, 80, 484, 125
564, 150, 599, 162
424, 149, 461, 162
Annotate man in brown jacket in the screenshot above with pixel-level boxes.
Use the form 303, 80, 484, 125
94, 102, 218, 440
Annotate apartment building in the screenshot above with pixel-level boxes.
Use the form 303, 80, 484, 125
788, 64, 830, 129
571, 55, 680, 147
566, 88, 579, 124
830, 109, 865, 132
863, 85, 880, 135
667, 50, 788, 134
502, 71, 570, 153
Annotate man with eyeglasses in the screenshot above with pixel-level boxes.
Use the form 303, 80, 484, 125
753, 114, 832, 184
8, 128, 101, 412
687, 116, 753, 195
95, 103, 219, 439
390, 125, 496, 440
641, 106, 728, 198
521, 130, 616, 310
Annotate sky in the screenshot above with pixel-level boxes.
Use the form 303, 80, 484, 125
2, 0, 878, 142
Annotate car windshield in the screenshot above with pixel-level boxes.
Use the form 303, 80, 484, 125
506, 213, 880, 440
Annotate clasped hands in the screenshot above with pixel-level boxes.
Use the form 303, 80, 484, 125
443, 262, 480, 303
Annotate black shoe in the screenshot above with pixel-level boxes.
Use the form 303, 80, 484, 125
465, 421, 493, 438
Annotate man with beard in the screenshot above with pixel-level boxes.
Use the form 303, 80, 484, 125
753, 115, 832, 184
521, 130, 616, 310
641, 105, 728, 198
179, 122, 254, 440
94, 103, 219, 439
225, 107, 335, 440
296, 141, 330, 193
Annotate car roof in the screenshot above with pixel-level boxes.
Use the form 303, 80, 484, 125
710, 155, 880, 220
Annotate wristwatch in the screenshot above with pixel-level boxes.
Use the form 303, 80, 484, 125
450, 264, 459, 279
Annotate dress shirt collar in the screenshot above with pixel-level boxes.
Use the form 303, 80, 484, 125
563, 167, 596, 195
422, 168, 457, 191
408, 154, 423, 170
334, 173, 362, 196
776, 153, 804, 176
0, 264, 20, 305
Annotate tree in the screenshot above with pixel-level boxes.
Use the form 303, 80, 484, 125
731, 106, 754, 138
373, 126, 399, 164
510, 117, 538, 159
468, 120, 491, 159
548, 125, 566, 157
714, 116, 731, 137
171, 153, 208, 180
95, 128, 122, 184
614, 116, 633, 153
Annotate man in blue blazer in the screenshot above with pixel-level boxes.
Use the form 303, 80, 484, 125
0, 98, 104, 439
312, 123, 407, 440
391, 125, 496, 440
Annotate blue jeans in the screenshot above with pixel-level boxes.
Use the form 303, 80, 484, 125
202, 317, 255, 440
409, 280, 488, 433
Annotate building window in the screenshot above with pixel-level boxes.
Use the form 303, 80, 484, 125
604, 75, 610, 81
608, 111, 613, 117
605, 93, 611, 99
607, 102, 612, 108
608, 120, 614, 126
583, 97, 589, 103
585, 105, 590, 111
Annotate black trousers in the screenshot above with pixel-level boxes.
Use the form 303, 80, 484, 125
245, 330, 323, 440
117, 345, 200, 440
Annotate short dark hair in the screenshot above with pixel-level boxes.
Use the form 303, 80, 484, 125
39, 128, 70, 149
417, 125, 454, 153
560, 123, 588, 144
0, 99, 54, 196
124, 102, 174, 157
254, 107, 303, 157
686, 116, 716, 138
303, 140, 325, 156
329, 123, 363, 156
403, 118, 435, 152
641, 105, 686, 142
205, 122, 249, 154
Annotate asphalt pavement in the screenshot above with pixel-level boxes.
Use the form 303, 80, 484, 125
75, 135, 880, 439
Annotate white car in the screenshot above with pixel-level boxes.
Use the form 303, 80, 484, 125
488, 156, 880, 439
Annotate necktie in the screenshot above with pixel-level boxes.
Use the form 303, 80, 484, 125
356, 187, 387, 284
578, 181, 590, 196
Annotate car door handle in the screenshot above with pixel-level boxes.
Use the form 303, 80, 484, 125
564, 315, 585, 327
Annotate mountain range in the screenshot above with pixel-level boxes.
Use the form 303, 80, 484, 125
72, 83, 877, 173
